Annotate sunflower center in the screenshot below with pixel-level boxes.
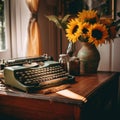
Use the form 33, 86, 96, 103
92, 29, 103, 40
72, 25, 78, 34
82, 28, 88, 34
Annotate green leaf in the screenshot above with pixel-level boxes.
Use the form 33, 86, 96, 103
62, 14, 71, 23
45, 15, 63, 29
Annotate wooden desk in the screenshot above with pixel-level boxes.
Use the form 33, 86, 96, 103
0, 71, 119, 120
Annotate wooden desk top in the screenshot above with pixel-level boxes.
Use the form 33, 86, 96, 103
0, 71, 119, 120
0, 71, 119, 106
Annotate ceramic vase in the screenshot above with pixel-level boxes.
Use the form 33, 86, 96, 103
77, 42, 100, 74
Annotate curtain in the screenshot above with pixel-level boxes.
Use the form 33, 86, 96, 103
7, 0, 30, 58
26, 0, 42, 57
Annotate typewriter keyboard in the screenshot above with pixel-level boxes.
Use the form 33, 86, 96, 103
15, 65, 69, 86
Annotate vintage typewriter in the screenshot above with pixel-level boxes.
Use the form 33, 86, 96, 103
3, 55, 74, 92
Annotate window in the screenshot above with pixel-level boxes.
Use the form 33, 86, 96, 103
0, 0, 5, 50
0, 0, 11, 60
0, 0, 30, 59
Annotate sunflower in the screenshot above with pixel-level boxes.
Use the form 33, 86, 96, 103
100, 17, 113, 26
88, 23, 108, 46
77, 10, 99, 24
66, 19, 81, 43
107, 25, 117, 41
78, 22, 90, 42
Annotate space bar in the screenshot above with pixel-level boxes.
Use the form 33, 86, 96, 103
39, 76, 73, 88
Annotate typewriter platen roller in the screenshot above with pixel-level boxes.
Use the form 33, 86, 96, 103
0, 54, 52, 70
4, 60, 75, 92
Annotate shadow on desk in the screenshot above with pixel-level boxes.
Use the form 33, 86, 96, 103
80, 108, 119, 120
